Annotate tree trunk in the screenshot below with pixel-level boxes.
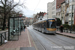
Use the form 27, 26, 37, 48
2, 15, 6, 30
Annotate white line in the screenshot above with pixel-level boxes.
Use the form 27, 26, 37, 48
27, 30, 32, 47
32, 39, 38, 50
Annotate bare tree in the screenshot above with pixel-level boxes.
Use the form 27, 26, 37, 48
0, 0, 25, 30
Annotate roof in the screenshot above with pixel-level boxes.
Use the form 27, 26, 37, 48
33, 18, 55, 24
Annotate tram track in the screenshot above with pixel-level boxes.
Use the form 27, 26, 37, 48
28, 27, 75, 50
33, 29, 75, 50
36, 30, 75, 45
30, 29, 64, 50
33, 30, 66, 50
28, 28, 47, 50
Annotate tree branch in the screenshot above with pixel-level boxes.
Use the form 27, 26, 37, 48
0, 0, 5, 6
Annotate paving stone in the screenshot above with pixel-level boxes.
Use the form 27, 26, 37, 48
20, 47, 36, 50
0, 29, 35, 50
4, 48, 20, 50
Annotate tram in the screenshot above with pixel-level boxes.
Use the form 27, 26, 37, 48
33, 19, 56, 34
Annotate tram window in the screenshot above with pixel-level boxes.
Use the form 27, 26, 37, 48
47, 21, 49, 28
49, 22, 56, 28
42, 23, 44, 28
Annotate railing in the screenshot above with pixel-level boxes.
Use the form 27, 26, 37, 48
56, 8, 61, 13
0, 30, 8, 45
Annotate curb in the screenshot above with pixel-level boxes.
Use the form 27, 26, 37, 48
56, 33, 75, 38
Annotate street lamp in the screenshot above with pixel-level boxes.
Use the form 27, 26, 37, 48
70, 5, 73, 33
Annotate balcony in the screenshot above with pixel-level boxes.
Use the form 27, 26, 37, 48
65, 12, 69, 16
66, 2, 69, 5
56, 8, 61, 13
65, 0, 69, 6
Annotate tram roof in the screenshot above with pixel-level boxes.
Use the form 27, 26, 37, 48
33, 18, 55, 24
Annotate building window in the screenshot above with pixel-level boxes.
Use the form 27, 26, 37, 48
69, 13, 72, 17
67, 7, 69, 13
69, 20, 71, 25
69, 5, 72, 10
65, 0, 69, 3
69, 5, 74, 12
69, 0, 75, 3
69, 0, 72, 3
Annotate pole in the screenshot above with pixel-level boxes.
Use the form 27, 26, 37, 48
70, 5, 73, 33
47, 13, 48, 19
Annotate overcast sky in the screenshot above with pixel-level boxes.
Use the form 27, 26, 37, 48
15, 0, 54, 17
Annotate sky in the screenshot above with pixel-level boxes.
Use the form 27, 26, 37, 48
15, 0, 54, 17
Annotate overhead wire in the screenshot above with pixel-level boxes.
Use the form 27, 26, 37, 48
33, 0, 41, 14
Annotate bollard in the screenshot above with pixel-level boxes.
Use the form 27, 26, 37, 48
4, 32, 8, 43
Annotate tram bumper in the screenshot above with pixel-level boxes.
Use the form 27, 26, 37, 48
46, 28, 56, 34
46, 31, 56, 34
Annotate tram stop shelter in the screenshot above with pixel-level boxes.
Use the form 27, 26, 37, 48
8, 17, 25, 41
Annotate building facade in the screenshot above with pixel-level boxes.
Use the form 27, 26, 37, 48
47, 0, 65, 19
47, 0, 75, 25
47, 2, 53, 19
65, 0, 75, 25
42, 14, 47, 20
33, 12, 46, 23
52, 0, 56, 18
56, 0, 65, 19
61, 2, 66, 24
47, 0, 56, 19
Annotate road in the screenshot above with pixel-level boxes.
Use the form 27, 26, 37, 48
27, 26, 75, 50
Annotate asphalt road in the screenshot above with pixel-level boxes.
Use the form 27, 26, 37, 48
27, 26, 75, 50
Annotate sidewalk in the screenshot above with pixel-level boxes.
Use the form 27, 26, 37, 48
0, 29, 35, 50
56, 31, 75, 38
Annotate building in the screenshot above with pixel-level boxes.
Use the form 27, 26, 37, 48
65, 0, 75, 25
47, 0, 65, 19
33, 12, 46, 23
47, 0, 56, 19
25, 17, 33, 26
52, 0, 56, 18
61, 0, 75, 25
56, 0, 65, 19
47, 2, 53, 19
33, 14, 36, 18
61, 1, 66, 24
42, 13, 47, 20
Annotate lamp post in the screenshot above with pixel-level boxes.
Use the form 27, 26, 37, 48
70, 5, 73, 33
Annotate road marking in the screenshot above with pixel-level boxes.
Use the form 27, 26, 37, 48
27, 28, 38, 50
29, 32, 38, 50
27, 30, 31, 47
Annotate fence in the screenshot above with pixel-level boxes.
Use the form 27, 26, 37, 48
0, 30, 8, 46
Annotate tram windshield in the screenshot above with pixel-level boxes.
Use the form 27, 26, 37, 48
49, 22, 56, 28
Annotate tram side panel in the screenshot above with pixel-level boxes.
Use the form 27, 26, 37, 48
33, 19, 56, 34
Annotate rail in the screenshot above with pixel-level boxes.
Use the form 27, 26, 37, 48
0, 30, 8, 45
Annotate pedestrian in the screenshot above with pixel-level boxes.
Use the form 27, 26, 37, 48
24, 25, 26, 31
21, 26, 22, 31
60, 25, 64, 32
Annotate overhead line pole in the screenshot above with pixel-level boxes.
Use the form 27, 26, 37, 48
70, 5, 73, 33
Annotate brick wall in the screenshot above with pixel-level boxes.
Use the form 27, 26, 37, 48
56, 0, 65, 9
